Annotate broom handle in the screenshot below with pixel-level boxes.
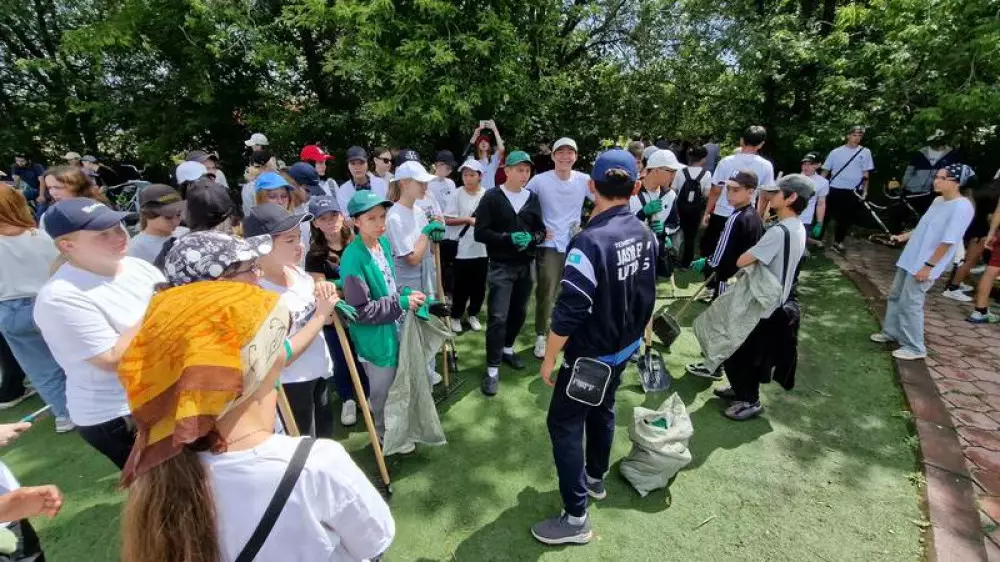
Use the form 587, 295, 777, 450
332, 313, 392, 487
276, 386, 299, 437
433, 243, 450, 388
674, 272, 717, 319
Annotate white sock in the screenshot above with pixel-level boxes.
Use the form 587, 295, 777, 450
487, 366, 499, 378
536, 335, 546, 343
567, 513, 587, 525
503, 346, 515, 355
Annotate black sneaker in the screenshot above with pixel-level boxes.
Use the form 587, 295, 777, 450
502, 353, 525, 370
713, 386, 737, 400
585, 478, 606, 500
481, 374, 498, 397
531, 513, 593, 545
685, 362, 723, 381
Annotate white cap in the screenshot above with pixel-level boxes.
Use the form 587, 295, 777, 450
244, 133, 269, 147
394, 161, 436, 183
176, 161, 208, 184
642, 145, 660, 161
927, 129, 946, 142
645, 149, 685, 171
458, 159, 485, 174
553, 137, 578, 152
63, 151, 82, 161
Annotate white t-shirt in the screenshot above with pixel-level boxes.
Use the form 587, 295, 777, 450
527, 170, 591, 253
201, 435, 395, 562
628, 188, 677, 225
671, 166, 713, 198
128, 232, 171, 265
500, 186, 530, 214
427, 177, 456, 217
896, 196, 975, 281
0, 230, 59, 301
260, 267, 333, 384
479, 153, 502, 190
34, 258, 164, 426
710, 152, 776, 217
336, 175, 389, 216
750, 217, 807, 313
386, 203, 432, 292
800, 173, 830, 225
241, 182, 256, 218
445, 188, 488, 260
822, 145, 875, 190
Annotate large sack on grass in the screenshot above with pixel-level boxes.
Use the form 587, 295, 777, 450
382, 312, 448, 456
620, 393, 693, 497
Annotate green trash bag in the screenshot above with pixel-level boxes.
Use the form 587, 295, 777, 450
620, 393, 693, 497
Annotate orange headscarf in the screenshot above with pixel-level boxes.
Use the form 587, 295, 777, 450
118, 281, 290, 486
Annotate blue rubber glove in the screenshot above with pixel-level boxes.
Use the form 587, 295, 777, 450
811, 223, 823, 238
650, 220, 664, 234
510, 231, 532, 250
335, 300, 358, 323
690, 257, 707, 273
642, 199, 663, 216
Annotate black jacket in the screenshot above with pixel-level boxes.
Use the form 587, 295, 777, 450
474, 187, 546, 264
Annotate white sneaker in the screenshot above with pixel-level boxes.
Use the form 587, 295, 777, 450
0, 389, 36, 410
892, 348, 926, 361
958, 282, 974, 292
942, 289, 973, 302
696, 288, 716, 303
429, 371, 443, 386
467, 316, 482, 331
449, 318, 463, 334
55, 417, 76, 433
534, 335, 546, 359
340, 400, 357, 426
870, 332, 895, 343
971, 265, 986, 275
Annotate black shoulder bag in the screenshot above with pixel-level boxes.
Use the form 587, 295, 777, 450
828, 148, 865, 189
235, 437, 316, 562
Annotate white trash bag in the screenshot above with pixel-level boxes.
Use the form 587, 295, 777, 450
620, 393, 693, 497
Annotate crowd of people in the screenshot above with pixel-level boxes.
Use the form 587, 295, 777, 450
0, 120, 995, 559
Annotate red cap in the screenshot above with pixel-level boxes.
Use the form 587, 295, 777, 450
300, 145, 334, 162
475, 135, 492, 147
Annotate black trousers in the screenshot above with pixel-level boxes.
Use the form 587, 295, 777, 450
451, 257, 489, 319
439, 240, 458, 296
0, 519, 45, 562
678, 210, 702, 265
283, 378, 334, 438
77, 415, 136, 470
825, 188, 859, 244
723, 312, 782, 403
0, 332, 27, 402
486, 260, 533, 367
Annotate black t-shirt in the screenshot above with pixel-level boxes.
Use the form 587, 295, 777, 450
305, 246, 345, 280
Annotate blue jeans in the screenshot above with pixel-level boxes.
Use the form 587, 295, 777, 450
0, 298, 69, 419
883, 267, 932, 355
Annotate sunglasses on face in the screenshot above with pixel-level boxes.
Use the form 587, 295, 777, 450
375, 157, 392, 164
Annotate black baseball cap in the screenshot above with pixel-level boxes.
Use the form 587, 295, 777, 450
139, 184, 184, 215
250, 149, 274, 167
801, 151, 821, 164
43, 198, 129, 239
186, 177, 234, 230
434, 150, 457, 168
727, 169, 759, 190
346, 146, 368, 163
243, 203, 312, 238
395, 149, 420, 168
186, 150, 218, 163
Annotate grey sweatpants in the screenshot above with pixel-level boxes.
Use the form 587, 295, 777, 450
882, 267, 932, 355
361, 361, 397, 437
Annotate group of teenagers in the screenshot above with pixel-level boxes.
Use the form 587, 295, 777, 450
0, 119, 989, 559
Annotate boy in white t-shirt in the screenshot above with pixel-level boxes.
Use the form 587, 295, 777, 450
444, 160, 489, 333
526, 137, 591, 359
429, 150, 459, 296
630, 148, 682, 277
822, 125, 875, 253
799, 152, 830, 249
870, 164, 975, 360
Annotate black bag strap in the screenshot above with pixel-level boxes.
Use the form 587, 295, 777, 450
695, 169, 707, 183
682, 168, 692, 182
829, 147, 863, 185
776, 223, 790, 304
235, 437, 316, 562
458, 211, 476, 238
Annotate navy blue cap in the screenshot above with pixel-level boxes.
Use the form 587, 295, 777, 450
394, 149, 421, 168
43, 198, 129, 239
346, 146, 368, 162
591, 148, 638, 183
287, 162, 320, 187
434, 150, 457, 167
308, 196, 341, 218
243, 203, 312, 238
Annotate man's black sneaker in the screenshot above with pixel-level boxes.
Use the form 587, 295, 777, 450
481, 374, 498, 397
502, 353, 525, 370
713, 386, 737, 400
686, 362, 723, 381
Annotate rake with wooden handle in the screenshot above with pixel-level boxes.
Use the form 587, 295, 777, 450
433, 243, 451, 388
276, 386, 300, 437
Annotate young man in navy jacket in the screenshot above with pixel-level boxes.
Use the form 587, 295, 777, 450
532, 149, 657, 545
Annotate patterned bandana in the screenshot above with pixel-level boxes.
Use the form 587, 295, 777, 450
943, 163, 975, 187
163, 231, 273, 287
118, 281, 290, 486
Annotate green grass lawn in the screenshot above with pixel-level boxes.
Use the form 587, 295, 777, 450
0, 257, 925, 561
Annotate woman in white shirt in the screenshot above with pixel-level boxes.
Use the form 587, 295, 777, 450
244, 203, 338, 438
33, 198, 165, 468
465, 120, 505, 190
0, 185, 73, 432
118, 282, 393, 562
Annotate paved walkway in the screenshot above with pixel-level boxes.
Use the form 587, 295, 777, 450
833, 240, 999, 561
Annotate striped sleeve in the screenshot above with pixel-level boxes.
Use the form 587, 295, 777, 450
551, 243, 598, 336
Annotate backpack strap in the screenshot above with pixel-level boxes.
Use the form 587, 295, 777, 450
235, 438, 316, 562
695, 169, 707, 183
776, 223, 790, 304
682, 168, 692, 182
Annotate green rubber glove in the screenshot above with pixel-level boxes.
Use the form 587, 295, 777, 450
421, 221, 445, 237
690, 257, 707, 273
650, 220, 664, 234
811, 223, 823, 238
334, 300, 358, 323
664, 236, 673, 249
642, 199, 663, 216
430, 230, 445, 242
415, 302, 431, 321
333, 278, 344, 290
399, 294, 411, 310
510, 231, 532, 250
